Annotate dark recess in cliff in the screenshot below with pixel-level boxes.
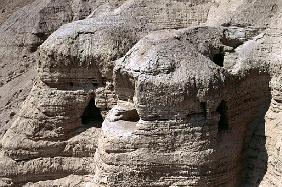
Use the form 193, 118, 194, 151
81, 98, 103, 128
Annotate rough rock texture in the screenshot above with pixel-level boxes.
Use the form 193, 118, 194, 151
0, 0, 35, 24
0, 0, 125, 138
0, 0, 282, 186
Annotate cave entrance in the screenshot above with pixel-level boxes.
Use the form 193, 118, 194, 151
81, 98, 103, 128
121, 109, 140, 122
212, 48, 225, 67
217, 100, 229, 132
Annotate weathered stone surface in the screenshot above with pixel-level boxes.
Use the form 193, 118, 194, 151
0, 0, 126, 138
0, 0, 281, 186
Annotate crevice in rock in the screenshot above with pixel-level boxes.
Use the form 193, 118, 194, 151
81, 98, 103, 128
217, 100, 229, 132
201, 102, 207, 119
29, 32, 49, 52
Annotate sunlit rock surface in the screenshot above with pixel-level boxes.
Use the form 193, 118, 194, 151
0, 0, 281, 186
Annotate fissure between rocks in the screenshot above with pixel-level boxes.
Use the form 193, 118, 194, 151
217, 100, 229, 132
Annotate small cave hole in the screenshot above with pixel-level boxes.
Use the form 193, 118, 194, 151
122, 109, 140, 122
217, 100, 229, 132
213, 53, 225, 67
212, 48, 225, 67
69, 82, 74, 87
81, 98, 103, 128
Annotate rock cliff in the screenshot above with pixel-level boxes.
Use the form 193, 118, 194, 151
0, 0, 281, 186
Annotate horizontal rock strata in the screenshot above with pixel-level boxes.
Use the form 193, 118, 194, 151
0, 0, 281, 186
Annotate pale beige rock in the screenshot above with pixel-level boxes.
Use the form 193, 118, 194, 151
0, 0, 282, 186
0, 0, 125, 138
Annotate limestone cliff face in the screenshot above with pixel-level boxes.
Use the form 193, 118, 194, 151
0, 0, 281, 186
0, 0, 125, 138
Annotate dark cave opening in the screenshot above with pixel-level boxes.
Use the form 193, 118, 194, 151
81, 98, 103, 128
212, 47, 225, 67
217, 100, 229, 132
122, 109, 140, 122
213, 52, 225, 67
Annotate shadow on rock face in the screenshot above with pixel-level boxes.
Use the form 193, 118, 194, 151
243, 90, 271, 186
234, 72, 271, 186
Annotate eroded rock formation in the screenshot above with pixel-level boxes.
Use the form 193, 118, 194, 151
0, 0, 281, 186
